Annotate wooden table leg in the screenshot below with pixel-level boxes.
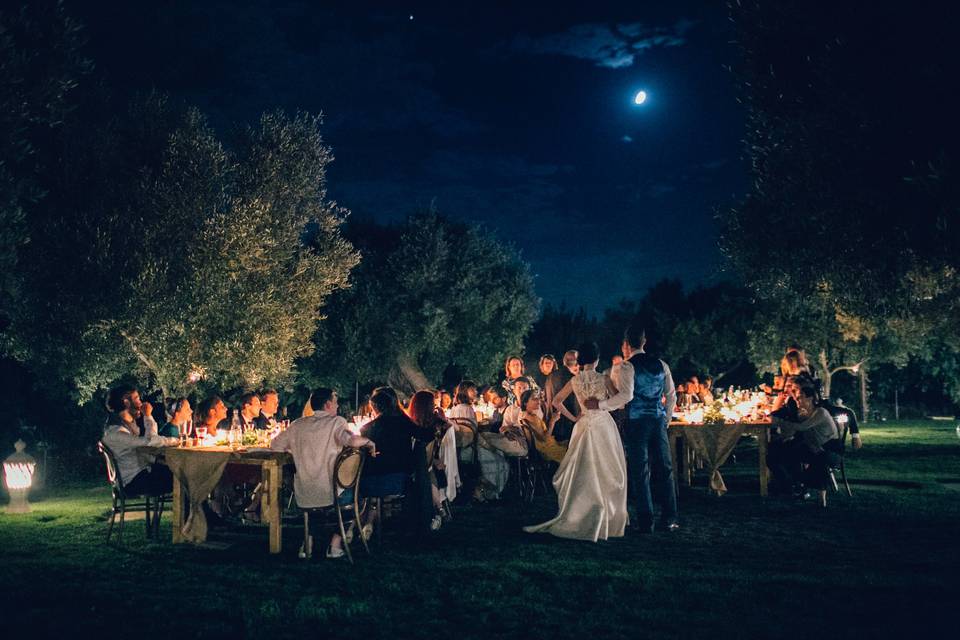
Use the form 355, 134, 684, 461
669, 430, 680, 497
262, 460, 282, 554
757, 427, 769, 497
171, 473, 185, 544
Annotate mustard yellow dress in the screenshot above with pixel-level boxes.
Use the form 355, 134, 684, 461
521, 414, 567, 463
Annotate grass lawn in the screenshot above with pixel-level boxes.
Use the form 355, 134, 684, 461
2, 420, 959, 639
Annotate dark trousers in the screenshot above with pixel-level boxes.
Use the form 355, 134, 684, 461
124, 464, 173, 496
622, 416, 678, 528
768, 439, 840, 491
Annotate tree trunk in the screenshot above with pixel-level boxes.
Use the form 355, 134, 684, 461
818, 350, 832, 399
859, 364, 870, 423
396, 353, 431, 395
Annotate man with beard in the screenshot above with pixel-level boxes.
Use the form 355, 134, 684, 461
101, 384, 179, 496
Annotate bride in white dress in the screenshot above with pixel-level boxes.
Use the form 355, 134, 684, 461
524, 343, 628, 541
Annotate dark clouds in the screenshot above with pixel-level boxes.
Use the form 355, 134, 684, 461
511, 19, 695, 68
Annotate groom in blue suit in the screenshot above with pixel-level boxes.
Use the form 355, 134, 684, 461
584, 326, 679, 532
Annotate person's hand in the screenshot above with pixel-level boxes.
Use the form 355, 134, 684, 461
141, 401, 153, 418
852, 436, 863, 450
367, 442, 378, 457
548, 412, 560, 426
583, 397, 600, 410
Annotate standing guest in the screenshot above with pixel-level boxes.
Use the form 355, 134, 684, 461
101, 385, 178, 497
502, 355, 538, 404
196, 396, 228, 437
519, 389, 566, 463
551, 350, 580, 442
541, 354, 566, 423
271, 388, 375, 559
360, 387, 435, 534
159, 397, 192, 438
237, 392, 262, 430
535, 354, 558, 393
255, 389, 280, 430
584, 326, 679, 533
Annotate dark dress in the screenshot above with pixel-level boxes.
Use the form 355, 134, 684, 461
360, 413, 433, 496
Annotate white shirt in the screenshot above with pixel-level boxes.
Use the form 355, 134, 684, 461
101, 416, 177, 486
447, 403, 477, 428
270, 410, 353, 509
599, 350, 677, 417
502, 405, 522, 428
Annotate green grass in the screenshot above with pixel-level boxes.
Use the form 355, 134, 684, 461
2, 420, 959, 639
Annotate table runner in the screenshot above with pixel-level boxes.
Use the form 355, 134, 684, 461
681, 423, 747, 495
164, 448, 231, 543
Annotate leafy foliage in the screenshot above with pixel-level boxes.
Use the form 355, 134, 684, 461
300, 211, 539, 394
7, 94, 358, 400
0, 0, 91, 317
722, 1, 960, 401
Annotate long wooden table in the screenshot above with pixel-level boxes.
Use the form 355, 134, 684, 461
162, 447, 293, 554
667, 422, 770, 496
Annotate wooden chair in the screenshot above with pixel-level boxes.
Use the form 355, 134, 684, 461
450, 416, 480, 495
97, 441, 168, 544
300, 447, 369, 563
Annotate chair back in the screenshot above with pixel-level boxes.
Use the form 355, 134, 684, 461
335, 447, 365, 491
97, 441, 124, 494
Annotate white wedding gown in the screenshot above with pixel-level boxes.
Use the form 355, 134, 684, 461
524, 369, 628, 541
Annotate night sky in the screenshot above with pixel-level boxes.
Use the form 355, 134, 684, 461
70, 1, 745, 314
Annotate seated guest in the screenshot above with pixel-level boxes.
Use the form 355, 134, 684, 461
700, 377, 715, 403
254, 389, 280, 429
237, 392, 262, 430
481, 386, 508, 432
820, 397, 863, 450
502, 377, 532, 428
501, 355, 538, 404
195, 396, 228, 437
675, 383, 687, 409
448, 380, 479, 448
519, 389, 566, 464
360, 387, 434, 532
159, 397, 192, 438
771, 381, 840, 494
407, 390, 456, 528
101, 384, 178, 497
686, 377, 702, 406
438, 389, 453, 413
271, 388, 375, 559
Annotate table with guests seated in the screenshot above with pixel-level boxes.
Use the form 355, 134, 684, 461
97, 339, 861, 556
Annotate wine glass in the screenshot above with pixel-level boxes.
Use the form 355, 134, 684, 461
195, 425, 208, 445
179, 421, 192, 446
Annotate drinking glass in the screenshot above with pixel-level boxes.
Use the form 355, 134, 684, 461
195, 425, 208, 444
179, 421, 192, 446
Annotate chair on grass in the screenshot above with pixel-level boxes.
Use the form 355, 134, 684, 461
451, 416, 480, 497
827, 413, 853, 497
97, 441, 169, 544
300, 447, 369, 563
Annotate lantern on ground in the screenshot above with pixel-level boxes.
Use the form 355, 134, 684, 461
4, 440, 37, 514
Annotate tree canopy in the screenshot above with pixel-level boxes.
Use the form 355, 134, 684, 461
6, 93, 359, 400
300, 211, 539, 396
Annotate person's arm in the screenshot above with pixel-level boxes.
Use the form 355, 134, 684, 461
845, 410, 863, 449
662, 361, 677, 418
334, 418, 376, 455
270, 426, 291, 451
142, 410, 159, 438
599, 362, 634, 411
551, 380, 578, 422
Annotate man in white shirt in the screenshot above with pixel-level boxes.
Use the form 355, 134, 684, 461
101, 384, 179, 496
271, 388, 375, 559
584, 326, 679, 532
